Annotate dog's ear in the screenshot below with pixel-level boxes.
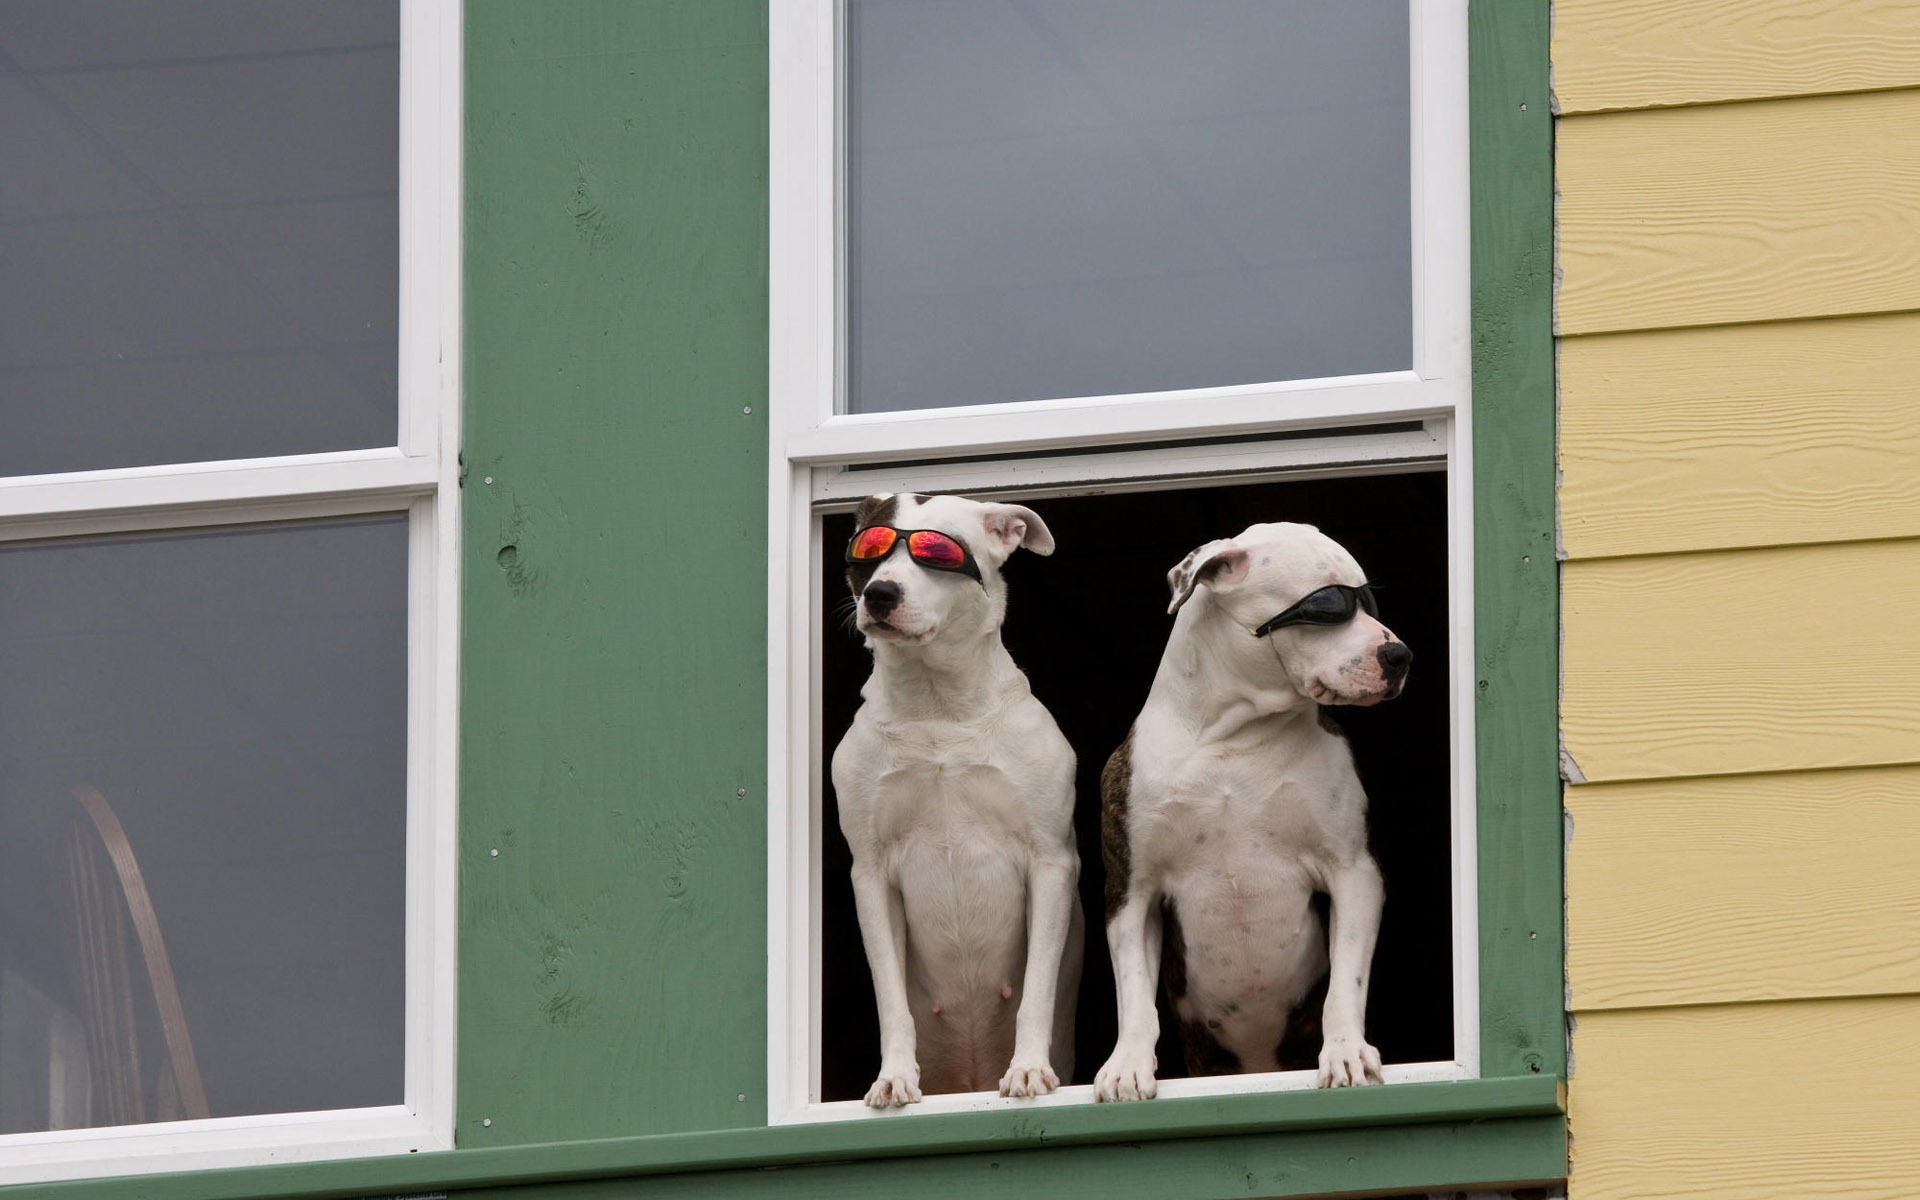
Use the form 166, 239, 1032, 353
852, 492, 899, 528
980, 504, 1055, 557
1166, 539, 1250, 614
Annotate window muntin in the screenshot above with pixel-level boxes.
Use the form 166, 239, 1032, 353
0, 0, 458, 1182
846, 0, 1412, 413
0, 0, 401, 476
772, 0, 1471, 1121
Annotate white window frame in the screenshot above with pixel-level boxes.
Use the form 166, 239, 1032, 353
0, 0, 461, 1180
768, 0, 1474, 1125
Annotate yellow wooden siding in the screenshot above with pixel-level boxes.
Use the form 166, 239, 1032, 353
1566, 765, 1920, 1010
1559, 313, 1920, 560
1553, 0, 1920, 114
1569, 996, 1920, 1200
1557, 89, 1920, 335
1557, 8, 1920, 1199
1560, 538, 1920, 783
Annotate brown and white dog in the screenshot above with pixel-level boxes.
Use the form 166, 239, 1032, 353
1094, 522, 1409, 1101
831, 492, 1083, 1106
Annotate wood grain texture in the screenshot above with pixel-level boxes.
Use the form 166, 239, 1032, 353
1557, 90, 1920, 335
1559, 313, 1920, 559
1552, 0, 1920, 114
1469, 0, 1567, 1084
1569, 997, 1920, 1200
1566, 764, 1920, 1010
1561, 539, 1920, 782
474, 1118, 1568, 1200
462, 0, 770, 1145
0, 1078, 1566, 1200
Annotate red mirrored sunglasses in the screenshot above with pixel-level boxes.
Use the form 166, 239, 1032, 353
845, 525, 983, 583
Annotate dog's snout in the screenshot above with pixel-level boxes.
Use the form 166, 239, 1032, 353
1376, 641, 1412, 680
863, 579, 903, 618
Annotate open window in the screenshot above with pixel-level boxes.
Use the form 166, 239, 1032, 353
0, 0, 459, 1181
769, 0, 1475, 1121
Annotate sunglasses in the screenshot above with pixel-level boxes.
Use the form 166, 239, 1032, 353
846, 525, 983, 583
1252, 583, 1380, 638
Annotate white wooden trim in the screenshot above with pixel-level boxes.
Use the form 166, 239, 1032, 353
783, 372, 1458, 467
0, 0, 461, 1178
766, 464, 814, 1117
405, 0, 462, 1157
1406, 0, 1479, 1092
399, 0, 461, 462
777, 1061, 1473, 1126
1411, 0, 1473, 388
0, 449, 437, 539
1444, 413, 1482, 1079
811, 423, 1446, 507
768, 0, 838, 1122
768, 0, 1473, 1127
0, 1108, 437, 1186
770, 0, 839, 448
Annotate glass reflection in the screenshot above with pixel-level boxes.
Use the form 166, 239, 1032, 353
0, 516, 407, 1132
847, 0, 1412, 412
0, 0, 400, 474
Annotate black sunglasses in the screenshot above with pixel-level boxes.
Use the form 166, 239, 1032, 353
1252, 584, 1380, 638
846, 524, 983, 583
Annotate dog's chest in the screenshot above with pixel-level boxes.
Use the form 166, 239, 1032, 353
1134, 746, 1336, 1034
1146, 759, 1316, 862
869, 743, 1027, 850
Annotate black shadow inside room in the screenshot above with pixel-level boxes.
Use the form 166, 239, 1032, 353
817, 470, 1454, 1100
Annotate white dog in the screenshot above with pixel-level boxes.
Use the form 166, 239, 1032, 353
1094, 522, 1410, 1101
831, 492, 1084, 1106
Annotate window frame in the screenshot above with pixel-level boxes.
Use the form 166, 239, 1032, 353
0, 0, 461, 1181
767, 0, 1483, 1125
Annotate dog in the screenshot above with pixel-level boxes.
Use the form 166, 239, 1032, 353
1093, 522, 1410, 1101
831, 492, 1084, 1106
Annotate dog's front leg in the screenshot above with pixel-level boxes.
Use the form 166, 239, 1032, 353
1000, 850, 1076, 1097
850, 861, 922, 1106
1317, 855, 1385, 1087
1094, 893, 1162, 1101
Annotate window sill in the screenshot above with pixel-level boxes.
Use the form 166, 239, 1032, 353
0, 1075, 1564, 1200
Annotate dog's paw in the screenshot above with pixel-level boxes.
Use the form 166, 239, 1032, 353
998, 1060, 1059, 1099
1093, 1047, 1158, 1102
864, 1069, 922, 1107
1316, 1036, 1383, 1088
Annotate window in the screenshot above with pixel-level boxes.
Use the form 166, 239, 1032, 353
769, 0, 1474, 1121
0, 0, 458, 1181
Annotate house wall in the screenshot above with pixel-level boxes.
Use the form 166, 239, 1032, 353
0, 5, 1569, 1198
460, 0, 772, 1146
1554, 4, 1920, 1198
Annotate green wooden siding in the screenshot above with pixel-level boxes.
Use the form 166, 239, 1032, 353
0, 2, 1562, 1197
458, 0, 771, 1145
4, 1079, 1562, 1200
1467, 0, 1565, 1083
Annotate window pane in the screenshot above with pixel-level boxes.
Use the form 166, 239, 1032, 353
0, 516, 406, 1131
0, 1, 400, 475
847, 0, 1412, 413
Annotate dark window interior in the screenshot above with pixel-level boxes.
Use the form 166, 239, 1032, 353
819, 470, 1453, 1100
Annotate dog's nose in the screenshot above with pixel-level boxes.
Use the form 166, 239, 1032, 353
1377, 641, 1412, 680
863, 579, 902, 618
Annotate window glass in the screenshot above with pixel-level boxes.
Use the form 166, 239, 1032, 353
846, 0, 1412, 414
0, 0, 400, 475
0, 515, 407, 1132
